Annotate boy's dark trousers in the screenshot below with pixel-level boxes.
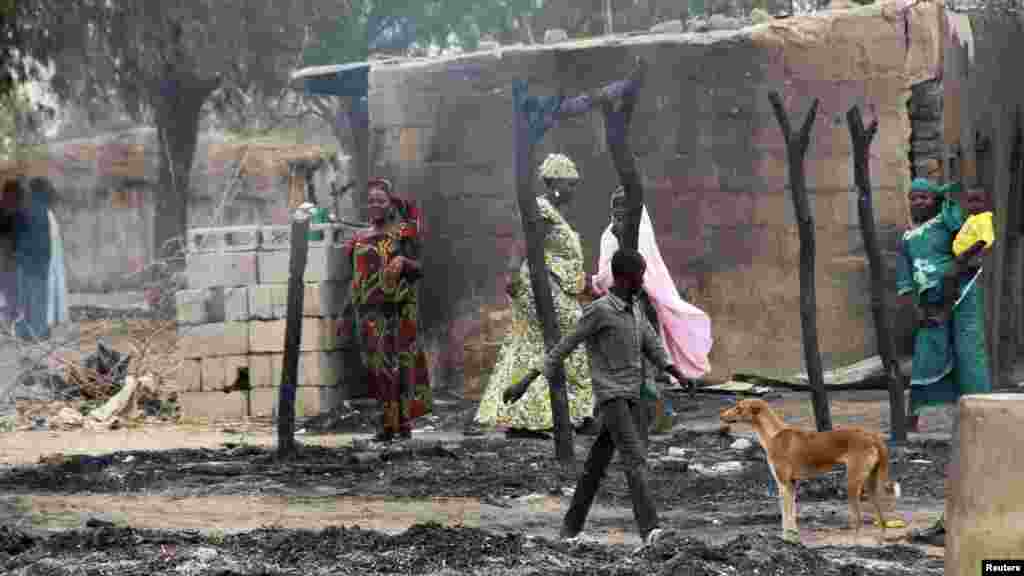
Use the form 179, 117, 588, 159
562, 397, 658, 537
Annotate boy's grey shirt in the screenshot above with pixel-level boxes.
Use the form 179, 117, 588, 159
543, 291, 673, 405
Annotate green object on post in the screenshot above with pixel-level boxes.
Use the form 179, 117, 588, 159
307, 206, 329, 241
640, 379, 659, 401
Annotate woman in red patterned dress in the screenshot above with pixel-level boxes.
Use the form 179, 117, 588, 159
344, 178, 432, 442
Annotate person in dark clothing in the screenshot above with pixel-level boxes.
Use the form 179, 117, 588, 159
13, 178, 51, 340
0, 180, 19, 322
505, 249, 685, 546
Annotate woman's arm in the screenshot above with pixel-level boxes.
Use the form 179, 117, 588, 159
397, 221, 424, 281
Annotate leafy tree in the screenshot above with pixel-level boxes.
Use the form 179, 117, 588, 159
302, 0, 543, 67
0, 0, 26, 101
16, 1, 346, 261
0, 88, 47, 162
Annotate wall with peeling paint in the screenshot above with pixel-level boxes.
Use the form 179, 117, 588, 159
369, 0, 946, 393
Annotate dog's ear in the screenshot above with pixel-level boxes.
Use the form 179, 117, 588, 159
748, 402, 761, 415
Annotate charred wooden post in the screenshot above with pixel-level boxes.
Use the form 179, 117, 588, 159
277, 208, 311, 458
512, 83, 573, 463
988, 103, 1018, 388
510, 64, 648, 463
768, 91, 832, 432
847, 105, 907, 444
600, 58, 648, 252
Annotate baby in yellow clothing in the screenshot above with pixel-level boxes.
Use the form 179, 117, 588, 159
944, 187, 993, 313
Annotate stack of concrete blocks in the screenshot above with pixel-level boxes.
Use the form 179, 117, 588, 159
174, 222, 364, 421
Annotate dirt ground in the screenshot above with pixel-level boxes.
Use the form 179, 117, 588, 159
0, 389, 949, 575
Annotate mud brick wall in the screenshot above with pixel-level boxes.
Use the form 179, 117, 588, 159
369, 0, 946, 394
174, 223, 364, 421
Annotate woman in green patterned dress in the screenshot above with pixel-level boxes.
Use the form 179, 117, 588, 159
344, 178, 432, 443
474, 154, 594, 436
896, 178, 992, 433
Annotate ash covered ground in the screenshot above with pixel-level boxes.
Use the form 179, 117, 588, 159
0, 409, 947, 575
0, 522, 942, 575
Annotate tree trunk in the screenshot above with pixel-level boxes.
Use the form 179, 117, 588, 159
846, 105, 907, 444
513, 89, 574, 465
768, 92, 831, 432
152, 75, 217, 265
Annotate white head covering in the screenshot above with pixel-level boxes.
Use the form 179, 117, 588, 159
538, 153, 580, 180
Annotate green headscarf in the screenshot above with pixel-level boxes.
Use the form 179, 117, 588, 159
910, 178, 965, 227
911, 177, 942, 197
911, 177, 962, 199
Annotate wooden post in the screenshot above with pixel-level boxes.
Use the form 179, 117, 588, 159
288, 164, 307, 209
602, 59, 648, 252
277, 208, 310, 458
509, 66, 647, 463
1013, 122, 1024, 360
769, 92, 832, 432
599, 59, 673, 428
847, 105, 907, 444
988, 104, 1017, 388
513, 85, 574, 464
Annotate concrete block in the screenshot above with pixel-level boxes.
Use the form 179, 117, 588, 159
248, 353, 282, 389
947, 394, 1024, 575
271, 354, 283, 388
248, 284, 288, 320
176, 358, 202, 392
307, 245, 348, 283
175, 287, 248, 324
178, 322, 250, 359
201, 355, 249, 393
261, 352, 340, 388
544, 29, 568, 44
175, 290, 209, 325
221, 226, 262, 252
248, 318, 339, 354
178, 391, 246, 421
303, 282, 345, 317
187, 228, 224, 253
259, 226, 291, 251
248, 386, 343, 420
257, 251, 291, 285
299, 351, 345, 387
223, 286, 249, 321
650, 20, 684, 34
187, 227, 263, 254
249, 353, 272, 389
186, 252, 258, 290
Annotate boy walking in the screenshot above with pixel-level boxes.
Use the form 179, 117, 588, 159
504, 249, 686, 546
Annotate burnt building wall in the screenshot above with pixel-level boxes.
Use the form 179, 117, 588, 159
369, 0, 946, 395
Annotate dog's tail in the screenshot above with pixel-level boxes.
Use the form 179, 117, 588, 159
874, 438, 902, 499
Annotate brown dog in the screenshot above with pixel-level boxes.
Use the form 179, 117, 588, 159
719, 399, 901, 543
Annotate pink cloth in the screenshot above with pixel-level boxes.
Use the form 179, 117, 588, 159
592, 207, 713, 378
